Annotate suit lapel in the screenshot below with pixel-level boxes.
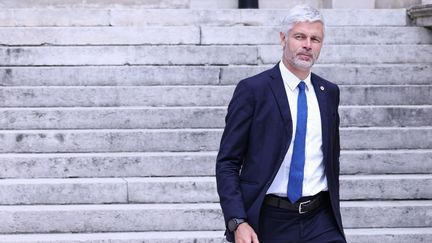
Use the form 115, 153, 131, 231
311, 73, 330, 162
268, 64, 293, 137
267, 67, 331, 162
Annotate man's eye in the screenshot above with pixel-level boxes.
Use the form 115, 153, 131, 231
312, 38, 321, 43
294, 35, 304, 40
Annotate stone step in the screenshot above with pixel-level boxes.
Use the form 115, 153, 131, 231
0, 86, 234, 107
136, 175, 432, 202
2, 64, 431, 87
0, 9, 408, 27
341, 105, 432, 127
201, 26, 432, 45
340, 174, 432, 200
0, 178, 128, 205
1, 26, 430, 46
221, 64, 432, 86
0, 27, 201, 46
0, 150, 430, 179
2, 175, 428, 205
346, 228, 432, 243
0, 0, 191, 8
1, 45, 431, 66
1, 85, 431, 107
261, 45, 432, 64
0, 228, 431, 243
341, 127, 432, 150
0, 46, 258, 66
0, 128, 431, 153
0, 66, 221, 86
0, 231, 225, 243
0, 201, 430, 233
340, 86, 432, 106
1, 106, 431, 129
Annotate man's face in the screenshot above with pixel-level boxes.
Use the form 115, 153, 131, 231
280, 21, 324, 73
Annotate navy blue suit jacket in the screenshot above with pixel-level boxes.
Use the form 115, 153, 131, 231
216, 64, 344, 242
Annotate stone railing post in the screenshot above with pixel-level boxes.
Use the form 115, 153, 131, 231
408, 1, 432, 28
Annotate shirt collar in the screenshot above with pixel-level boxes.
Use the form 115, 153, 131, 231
279, 61, 312, 92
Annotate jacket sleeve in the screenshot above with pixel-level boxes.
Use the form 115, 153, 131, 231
216, 80, 255, 226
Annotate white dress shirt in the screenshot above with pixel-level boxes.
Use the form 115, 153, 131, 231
267, 62, 328, 197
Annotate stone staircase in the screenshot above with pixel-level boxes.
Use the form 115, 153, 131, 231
0, 4, 431, 243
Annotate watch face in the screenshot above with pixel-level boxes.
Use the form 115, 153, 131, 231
228, 219, 237, 231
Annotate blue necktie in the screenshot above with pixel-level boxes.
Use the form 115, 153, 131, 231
287, 81, 307, 203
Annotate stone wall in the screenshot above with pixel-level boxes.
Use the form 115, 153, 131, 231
0, 0, 426, 9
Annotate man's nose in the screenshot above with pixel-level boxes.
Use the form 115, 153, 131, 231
303, 38, 312, 49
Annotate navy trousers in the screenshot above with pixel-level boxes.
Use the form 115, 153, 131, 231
259, 198, 346, 243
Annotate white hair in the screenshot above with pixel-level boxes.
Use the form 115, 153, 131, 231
281, 5, 325, 35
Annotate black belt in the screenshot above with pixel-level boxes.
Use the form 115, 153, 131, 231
264, 191, 329, 214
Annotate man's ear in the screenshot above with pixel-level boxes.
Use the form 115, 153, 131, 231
279, 32, 286, 46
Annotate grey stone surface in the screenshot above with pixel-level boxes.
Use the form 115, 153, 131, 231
339, 85, 432, 105
0, 0, 190, 8
220, 64, 432, 85
331, 0, 375, 8
0, 86, 234, 107
0, 9, 409, 27
340, 150, 432, 175
259, 45, 432, 64
0, 152, 218, 178
0, 9, 110, 27
340, 106, 432, 127
346, 228, 432, 243
0, 27, 200, 45
0, 5, 430, 240
0, 231, 226, 243
259, 0, 327, 9
313, 64, 432, 85
340, 127, 432, 150
0, 107, 227, 129
1, 85, 430, 107
6, 43, 429, 65
0, 204, 225, 233
110, 9, 408, 27
0, 229, 431, 243
408, 4, 432, 27
0, 202, 430, 233
1, 64, 430, 87
0, 128, 431, 153
321, 9, 408, 26
1, 106, 431, 129
0, 129, 222, 153
0, 178, 127, 205
0, 46, 258, 66
0, 66, 220, 86
127, 177, 218, 203
202, 26, 432, 45
342, 200, 432, 228
340, 174, 432, 200
126, 175, 432, 203
0, 150, 430, 179
0, 231, 432, 243
376, 0, 421, 9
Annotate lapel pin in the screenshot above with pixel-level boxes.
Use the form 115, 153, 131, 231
320, 86, 325, 91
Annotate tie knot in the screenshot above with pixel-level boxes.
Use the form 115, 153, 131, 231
298, 81, 306, 91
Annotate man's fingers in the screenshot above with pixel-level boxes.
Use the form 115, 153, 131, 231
234, 223, 259, 243
252, 233, 260, 243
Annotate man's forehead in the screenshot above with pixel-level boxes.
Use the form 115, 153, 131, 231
289, 21, 324, 35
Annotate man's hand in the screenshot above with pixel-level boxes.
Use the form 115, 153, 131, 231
234, 222, 260, 243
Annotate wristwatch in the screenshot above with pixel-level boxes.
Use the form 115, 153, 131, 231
228, 218, 246, 232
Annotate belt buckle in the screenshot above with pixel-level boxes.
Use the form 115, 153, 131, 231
298, 200, 311, 214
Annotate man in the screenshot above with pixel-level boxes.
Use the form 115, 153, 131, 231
216, 5, 346, 243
